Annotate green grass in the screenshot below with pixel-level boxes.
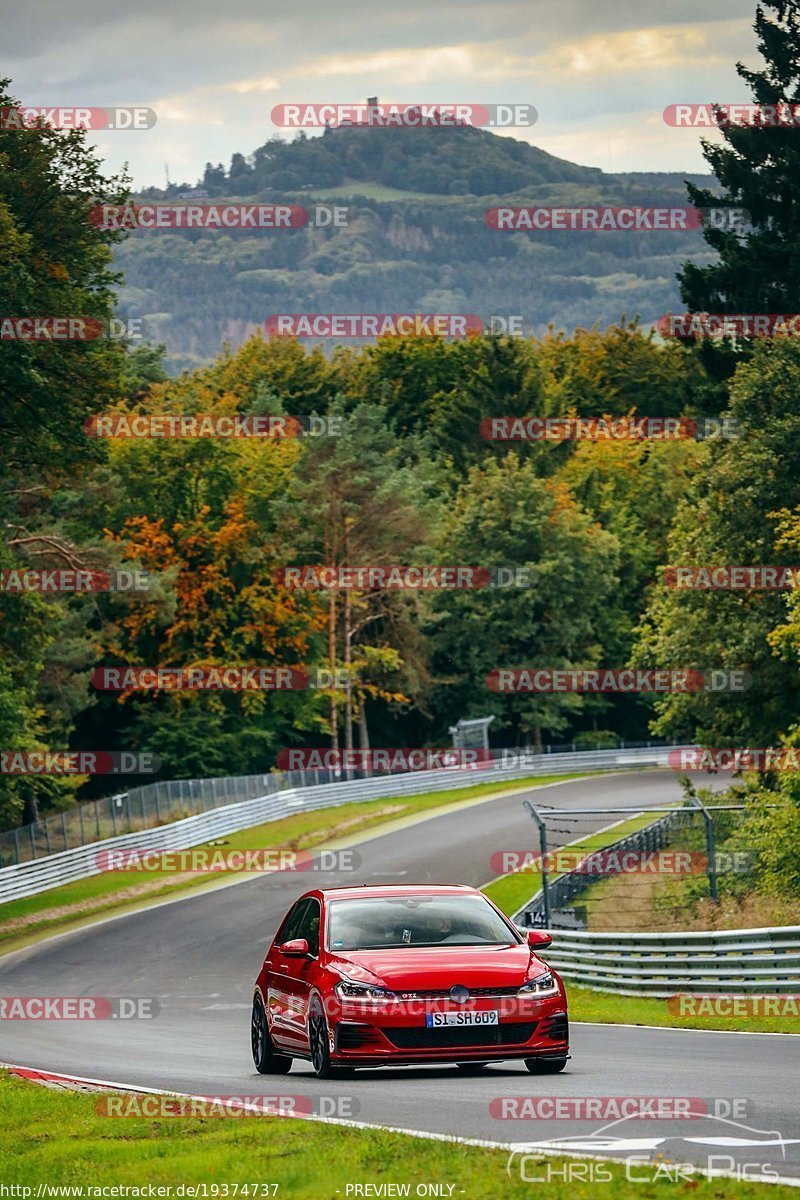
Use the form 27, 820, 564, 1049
482, 811, 659, 916
568, 983, 800, 1035
0, 773, 592, 957
3, 1072, 796, 1197
302, 181, 455, 201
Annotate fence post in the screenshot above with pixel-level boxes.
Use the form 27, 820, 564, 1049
14, 827, 21, 865
692, 795, 718, 902
111, 796, 117, 837
44, 820, 52, 855
61, 811, 69, 850
78, 803, 85, 846
523, 799, 550, 927
95, 799, 101, 840
30, 822, 37, 860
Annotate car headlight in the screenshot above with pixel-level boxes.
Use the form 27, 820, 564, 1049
335, 979, 395, 1002
519, 972, 558, 997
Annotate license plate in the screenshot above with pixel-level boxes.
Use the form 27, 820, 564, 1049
425, 1010, 499, 1027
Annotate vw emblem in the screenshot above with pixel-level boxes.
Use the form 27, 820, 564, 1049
450, 984, 470, 1004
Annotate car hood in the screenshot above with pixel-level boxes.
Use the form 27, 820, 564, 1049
328, 943, 543, 990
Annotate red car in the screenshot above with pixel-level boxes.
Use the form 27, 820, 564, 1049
251, 884, 569, 1078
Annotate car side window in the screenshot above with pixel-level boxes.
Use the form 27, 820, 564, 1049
296, 897, 321, 957
275, 899, 311, 946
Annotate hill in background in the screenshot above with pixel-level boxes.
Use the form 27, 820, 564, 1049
118, 123, 718, 371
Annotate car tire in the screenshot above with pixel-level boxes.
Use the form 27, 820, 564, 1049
456, 1062, 490, 1072
251, 994, 292, 1074
308, 1000, 341, 1079
524, 1056, 568, 1074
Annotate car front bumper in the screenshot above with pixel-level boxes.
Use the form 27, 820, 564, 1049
329, 993, 569, 1064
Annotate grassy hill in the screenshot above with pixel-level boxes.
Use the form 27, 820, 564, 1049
117, 125, 718, 371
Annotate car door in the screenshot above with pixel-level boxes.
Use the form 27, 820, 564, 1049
277, 897, 322, 1051
266, 898, 312, 1047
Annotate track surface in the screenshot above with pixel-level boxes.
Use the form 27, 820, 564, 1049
2, 770, 798, 1182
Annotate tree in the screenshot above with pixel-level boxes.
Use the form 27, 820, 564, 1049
0, 78, 130, 475
680, 2, 800, 315
277, 403, 434, 755
428, 454, 620, 747
633, 340, 800, 745
0, 79, 132, 823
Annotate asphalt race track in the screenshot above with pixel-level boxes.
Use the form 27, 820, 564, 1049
1, 770, 798, 1183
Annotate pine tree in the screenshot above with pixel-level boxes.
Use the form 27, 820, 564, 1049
679, 1, 800, 312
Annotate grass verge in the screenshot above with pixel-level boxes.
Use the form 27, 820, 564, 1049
3, 1072, 796, 1197
567, 984, 800, 1035
0, 773, 591, 958
482, 811, 659, 916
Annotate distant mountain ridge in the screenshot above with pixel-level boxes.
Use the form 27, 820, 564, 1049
122, 124, 719, 371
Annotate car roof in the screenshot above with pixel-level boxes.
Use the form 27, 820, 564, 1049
313, 884, 481, 902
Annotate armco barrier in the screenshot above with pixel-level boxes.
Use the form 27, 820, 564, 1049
0, 740, 676, 867
0, 744, 686, 904
541, 926, 800, 996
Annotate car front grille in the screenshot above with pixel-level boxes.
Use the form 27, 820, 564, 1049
396, 986, 522, 1000
385, 1022, 538, 1050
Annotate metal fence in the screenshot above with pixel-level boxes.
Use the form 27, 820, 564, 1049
514, 808, 694, 930
539, 925, 800, 996
0, 743, 686, 904
0, 740, 674, 868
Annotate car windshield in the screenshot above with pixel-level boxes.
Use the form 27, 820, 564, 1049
326, 894, 520, 951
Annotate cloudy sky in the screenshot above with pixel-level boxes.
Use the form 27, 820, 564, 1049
5, 0, 762, 188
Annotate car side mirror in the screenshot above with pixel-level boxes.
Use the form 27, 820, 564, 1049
280, 938, 310, 957
526, 929, 552, 950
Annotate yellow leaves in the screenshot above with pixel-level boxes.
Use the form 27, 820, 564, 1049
771, 507, 800, 555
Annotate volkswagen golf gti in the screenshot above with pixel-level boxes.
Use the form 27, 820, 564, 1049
251, 884, 569, 1077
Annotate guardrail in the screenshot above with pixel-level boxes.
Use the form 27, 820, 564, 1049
540, 926, 800, 996
0, 743, 685, 904
0, 739, 675, 868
